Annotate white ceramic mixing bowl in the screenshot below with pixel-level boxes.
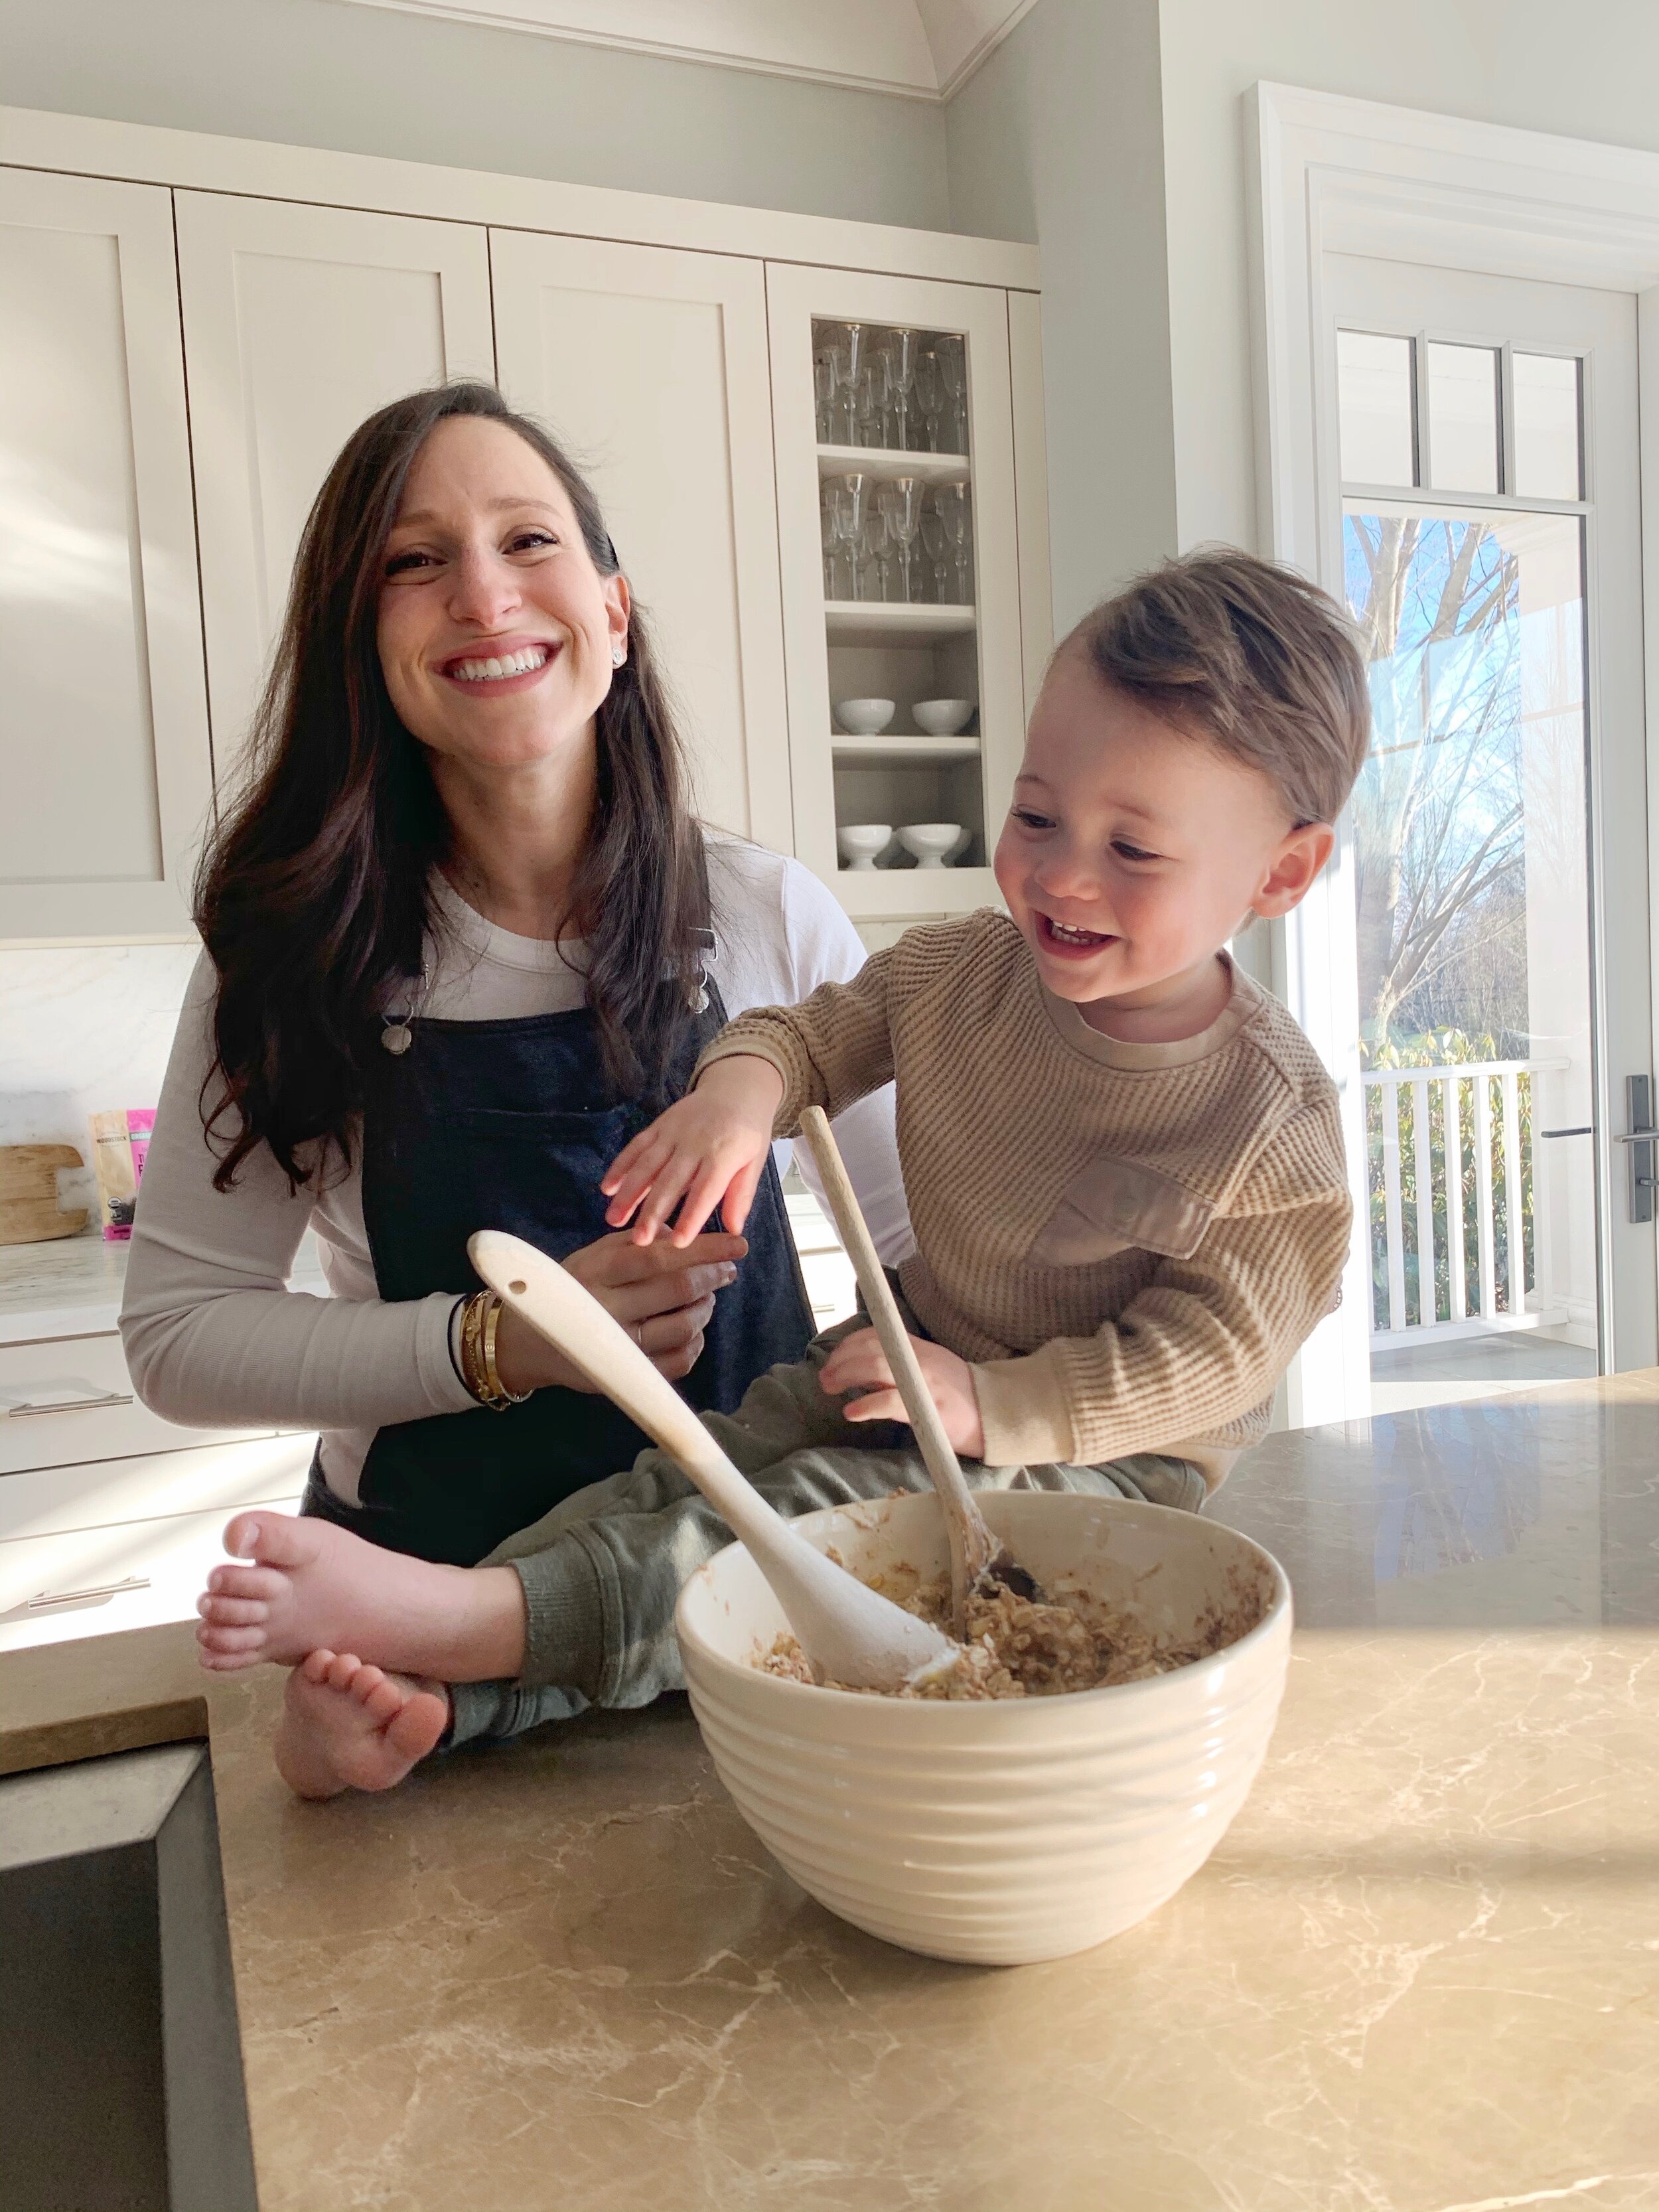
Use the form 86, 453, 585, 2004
678, 1489, 1291, 1965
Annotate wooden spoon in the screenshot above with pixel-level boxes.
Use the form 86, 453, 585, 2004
469, 1230, 956, 1693
796, 1106, 1044, 1637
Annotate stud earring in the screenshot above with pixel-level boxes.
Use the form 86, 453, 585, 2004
611, 641, 627, 668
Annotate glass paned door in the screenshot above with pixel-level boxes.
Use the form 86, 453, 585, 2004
1321, 255, 1654, 1416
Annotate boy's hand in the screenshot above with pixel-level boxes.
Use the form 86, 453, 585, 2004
602, 1055, 786, 1248
819, 1327, 986, 1461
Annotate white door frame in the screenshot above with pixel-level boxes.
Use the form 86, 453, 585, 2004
1248, 80, 1659, 1424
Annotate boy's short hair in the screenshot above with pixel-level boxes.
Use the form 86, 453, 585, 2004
1068, 548, 1370, 826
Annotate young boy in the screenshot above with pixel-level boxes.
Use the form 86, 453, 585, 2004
197, 549, 1368, 1797
605, 546, 1364, 1491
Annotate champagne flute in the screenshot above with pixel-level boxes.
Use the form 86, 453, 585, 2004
863, 506, 897, 601
936, 480, 972, 603
913, 348, 944, 453
937, 334, 968, 454
855, 352, 892, 451
833, 324, 865, 444
814, 351, 836, 445
887, 328, 920, 453
877, 477, 924, 603
919, 506, 950, 602
828, 473, 867, 601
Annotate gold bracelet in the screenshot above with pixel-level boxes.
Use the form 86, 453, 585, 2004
459, 1290, 529, 1412
480, 1291, 531, 1407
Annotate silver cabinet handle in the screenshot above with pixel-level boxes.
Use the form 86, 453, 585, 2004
4, 1388, 134, 1419
26, 1574, 151, 1611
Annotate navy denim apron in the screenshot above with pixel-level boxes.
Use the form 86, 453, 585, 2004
306, 973, 814, 1566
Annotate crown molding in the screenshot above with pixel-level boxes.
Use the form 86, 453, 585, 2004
331, 0, 1036, 102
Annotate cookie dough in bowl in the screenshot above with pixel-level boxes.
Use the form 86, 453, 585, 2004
676, 1491, 1292, 1966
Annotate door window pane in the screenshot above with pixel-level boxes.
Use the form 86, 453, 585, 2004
1512, 352, 1583, 501
1337, 331, 1416, 487
1344, 504, 1597, 1404
1425, 342, 1500, 494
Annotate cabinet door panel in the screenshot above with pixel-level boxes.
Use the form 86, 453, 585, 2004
490, 231, 790, 848
0, 168, 212, 941
175, 193, 494, 793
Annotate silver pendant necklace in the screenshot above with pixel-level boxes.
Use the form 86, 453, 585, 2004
380, 968, 426, 1056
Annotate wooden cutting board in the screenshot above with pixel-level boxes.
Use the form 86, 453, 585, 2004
0, 1144, 90, 1244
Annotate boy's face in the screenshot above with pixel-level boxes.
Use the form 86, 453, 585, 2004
993, 649, 1333, 1013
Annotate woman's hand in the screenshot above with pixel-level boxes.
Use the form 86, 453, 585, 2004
818, 1327, 987, 1461
601, 1056, 786, 1248
491, 1229, 747, 1394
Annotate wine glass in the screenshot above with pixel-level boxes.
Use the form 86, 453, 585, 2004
820, 490, 839, 595
918, 506, 950, 602
855, 352, 892, 451
877, 477, 925, 603
862, 507, 897, 601
935, 479, 972, 603
833, 324, 865, 443
936, 335, 968, 454
912, 348, 944, 453
828, 473, 867, 600
814, 350, 837, 445
886, 328, 920, 453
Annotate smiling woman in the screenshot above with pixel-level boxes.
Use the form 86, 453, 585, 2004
118, 382, 910, 1797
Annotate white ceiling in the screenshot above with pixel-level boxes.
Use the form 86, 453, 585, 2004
336, 0, 1039, 100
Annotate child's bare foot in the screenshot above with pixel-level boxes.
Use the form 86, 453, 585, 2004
195, 1512, 526, 1681
275, 1650, 451, 1800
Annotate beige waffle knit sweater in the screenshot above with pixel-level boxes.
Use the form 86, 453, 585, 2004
697, 910, 1350, 1488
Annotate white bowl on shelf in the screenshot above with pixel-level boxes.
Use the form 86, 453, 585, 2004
676, 1489, 1291, 1965
897, 822, 962, 869
837, 823, 893, 872
832, 697, 896, 736
912, 698, 974, 737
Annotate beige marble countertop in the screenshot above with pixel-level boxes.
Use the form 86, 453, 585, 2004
0, 1228, 327, 1343
5, 1372, 1658, 2210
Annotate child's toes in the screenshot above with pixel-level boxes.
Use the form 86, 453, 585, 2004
384, 1688, 449, 1764
324, 1651, 365, 1692
206, 1562, 287, 1603
358, 1674, 409, 1727
196, 1620, 270, 1656
299, 1648, 341, 1684
197, 1592, 268, 1626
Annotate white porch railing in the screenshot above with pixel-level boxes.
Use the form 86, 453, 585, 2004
1363, 1059, 1570, 1343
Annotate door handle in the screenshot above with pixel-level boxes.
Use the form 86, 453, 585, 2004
1623, 1076, 1657, 1222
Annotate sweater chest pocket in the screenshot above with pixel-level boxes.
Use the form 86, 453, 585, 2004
1027, 1154, 1213, 1267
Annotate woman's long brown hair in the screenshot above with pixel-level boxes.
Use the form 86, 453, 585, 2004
195, 382, 709, 1192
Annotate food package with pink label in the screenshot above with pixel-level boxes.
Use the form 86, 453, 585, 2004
90, 1108, 157, 1242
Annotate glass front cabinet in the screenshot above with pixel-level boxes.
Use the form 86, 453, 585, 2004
766, 265, 1044, 928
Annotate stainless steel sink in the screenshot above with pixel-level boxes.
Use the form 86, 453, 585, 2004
0, 1742, 257, 2212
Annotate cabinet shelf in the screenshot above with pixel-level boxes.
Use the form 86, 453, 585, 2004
831, 864, 1000, 918
831, 733, 979, 763
824, 601, 975, 644
817, 444, 970, 484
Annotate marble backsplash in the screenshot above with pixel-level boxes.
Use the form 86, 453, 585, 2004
0, 946, 200, 1202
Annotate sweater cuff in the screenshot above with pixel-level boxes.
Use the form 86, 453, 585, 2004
508, 1536, 609, 1700
693, 1031, 810, 1136
421, 1291, 481, 1415
970, 1347, 1080, 1469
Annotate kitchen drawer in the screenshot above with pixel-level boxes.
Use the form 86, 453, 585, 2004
0, 1433, 317, 1544
0, 1332, 274, 1475
0, 1492, 307, 1653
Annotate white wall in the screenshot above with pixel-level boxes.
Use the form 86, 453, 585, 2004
944, 0, 1178, 630
0, 0, 950, 230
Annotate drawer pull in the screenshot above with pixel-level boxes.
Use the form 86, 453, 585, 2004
5, 1388, 135, 1419
26, 1574, 153, 1611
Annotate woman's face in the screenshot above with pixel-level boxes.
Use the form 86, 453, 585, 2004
376, 415, 630, 772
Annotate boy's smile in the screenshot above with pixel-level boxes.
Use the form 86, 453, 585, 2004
993, 647, 1333, 1044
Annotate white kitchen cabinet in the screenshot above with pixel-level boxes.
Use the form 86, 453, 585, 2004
0, 167, 212, 943
174, 192, 496, 796
765, 263, 1031, 920
0, 1331, 273, 1477
490, 231, 791, 848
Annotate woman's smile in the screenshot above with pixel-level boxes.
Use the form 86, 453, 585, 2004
437, 634, 561, 694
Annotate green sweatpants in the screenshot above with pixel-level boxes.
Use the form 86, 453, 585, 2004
447, 1309, 1206, 1749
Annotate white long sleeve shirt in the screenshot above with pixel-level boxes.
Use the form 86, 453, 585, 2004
121, 838, 912, 1505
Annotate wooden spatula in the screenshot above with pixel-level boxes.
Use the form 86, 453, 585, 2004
796, 1106, 1043, 1637
469, 1230, 956, 1693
